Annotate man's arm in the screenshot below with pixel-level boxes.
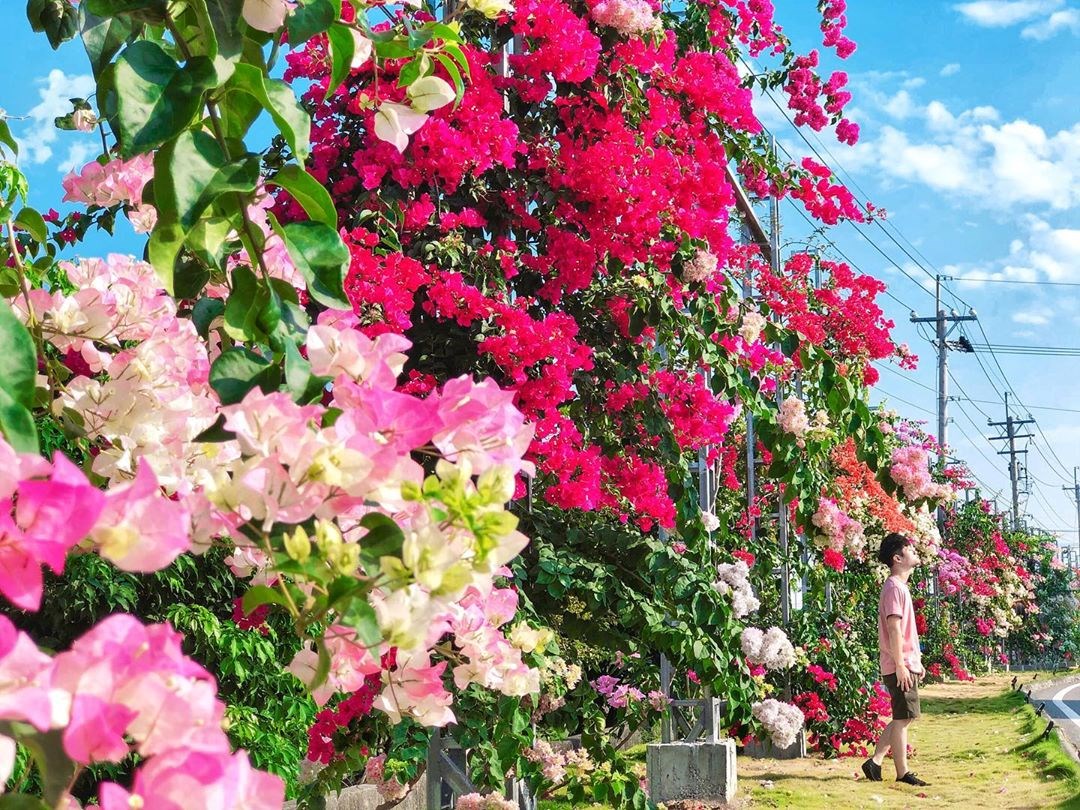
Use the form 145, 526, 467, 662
886, 615, 913, 690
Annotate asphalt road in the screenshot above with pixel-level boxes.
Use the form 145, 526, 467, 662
1027, 674, 1080, 755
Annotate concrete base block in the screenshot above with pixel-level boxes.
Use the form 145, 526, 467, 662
646, 740, 737, 804
742, 730, 807, 760
284, 769, 426, 810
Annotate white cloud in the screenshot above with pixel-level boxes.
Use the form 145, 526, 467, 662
58, 142, 96, 174
940, 63, 962, 76
1012, 307, 1052, 325
848, 88, 1080, 209
954, 0, 1063, 26
1021, 7, 1080, 37
953, 216, 1080, 286
17, 70, 95, 166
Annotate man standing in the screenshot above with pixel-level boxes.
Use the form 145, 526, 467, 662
862, 532, 930, 787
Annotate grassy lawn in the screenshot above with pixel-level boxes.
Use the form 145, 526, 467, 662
538, 672, 1080, 809
738, 672, 1080, 809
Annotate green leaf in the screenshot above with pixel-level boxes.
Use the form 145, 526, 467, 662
0, 300, 37, 410
345, 599, 382, 649
374, 39, 413, 60
273, 219, 350, 309
0, 795, 50, 809
192, 296, 226, 338
0, 390, 38, 455
433, 53, 464, 100
79, 7, 137, 79
85, 0, 167, 16
325, 23, 355, 100
286, 0, 336, 44
107, 40, 217, 156
26, 0, 79, 49
148, 130, 260, 291
0, 121, 16, 158
208, 347, 282, 405
196, 0, 244, 61
229, 63, 311, 161
442, 42, 472, 79
14, 208, 47, 244
266, 165, 337, 229
192, 413, 236, 442
223, 264, 270, 342
284, 341, 330, 404
241, 584, 289, 615
358, 513, 405, 575
173, 259, 211, 300
427, 22, 462, 43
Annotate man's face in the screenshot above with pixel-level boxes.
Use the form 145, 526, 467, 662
895, 542, 919, 569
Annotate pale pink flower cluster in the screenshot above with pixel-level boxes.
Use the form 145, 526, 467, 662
362, 754, 408, 802
62, 155, 157, 232
889, 445, 954, 503
522, 741, 596, 786
740, 626, 796, 670
593, 674, 644, 708
777, 396, 809, 446
811, 497, 865, 556
684, 248, 719, 283
226, 187, 306, 293
447, 587, 540, 699
701, 510, 722, 532
0, 613, 282, 808
456, 793, 518, 810
21, 255, 220, 495
524, 739, 567, 784
738, 310, 768, 344
714, 560, 760, 617
589, 0, 658, 36
751, 698, 805, 749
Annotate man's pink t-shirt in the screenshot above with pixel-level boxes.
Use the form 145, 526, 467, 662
878, 575, 923, 675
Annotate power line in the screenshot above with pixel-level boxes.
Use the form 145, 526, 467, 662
873, 387, 935, 417
956, 277, 1080, 288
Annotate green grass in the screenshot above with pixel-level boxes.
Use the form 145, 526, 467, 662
539, 673, 1080, 808
739, 672, 1080, 809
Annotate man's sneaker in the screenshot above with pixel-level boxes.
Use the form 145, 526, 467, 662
897, 772, 929, 786
861, 759, 882, 782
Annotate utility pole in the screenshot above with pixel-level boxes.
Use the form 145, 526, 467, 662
989, 392, 1034, 531
1063, 467, 1080, 554
909, 276, 977, 461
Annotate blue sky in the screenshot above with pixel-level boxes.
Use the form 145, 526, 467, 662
3, 2, 1080, 546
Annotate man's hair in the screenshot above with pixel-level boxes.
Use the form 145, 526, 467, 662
878, 533, 910, 567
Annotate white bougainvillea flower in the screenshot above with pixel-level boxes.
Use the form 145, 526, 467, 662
351, 29, 374, 68
243, 0, 295, 33
406, 76, 456, 112
373, 101, 429, 153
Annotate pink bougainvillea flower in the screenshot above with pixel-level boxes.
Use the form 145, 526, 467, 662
99, 749, 284, 810
1, 453, 105, 610
91, 461, 191, 573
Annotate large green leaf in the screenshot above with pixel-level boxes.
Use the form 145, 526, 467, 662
266, 165, 337, 228
0, 300, 36, 411
79, 7, 136, 78
26, 0, 79, 49
198, 0, 244, 60
108, 40, 217, 156
222, 264, 270, 343
273, 219, 350, 309
148, 130, 260, 291
209, 347, 282, 405
85, 0, 167, 16
286, 0, 336, 44
325, 23, 355, 100
229, 63, 311, 161
0, 121, 17, 158
0, 390, 37, 454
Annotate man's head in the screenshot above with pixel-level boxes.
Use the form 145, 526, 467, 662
878, 532, 919, 571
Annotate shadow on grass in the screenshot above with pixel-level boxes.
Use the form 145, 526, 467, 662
921, 691, 1021, 716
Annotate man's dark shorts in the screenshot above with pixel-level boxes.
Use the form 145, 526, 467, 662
883, 672, 921, 719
